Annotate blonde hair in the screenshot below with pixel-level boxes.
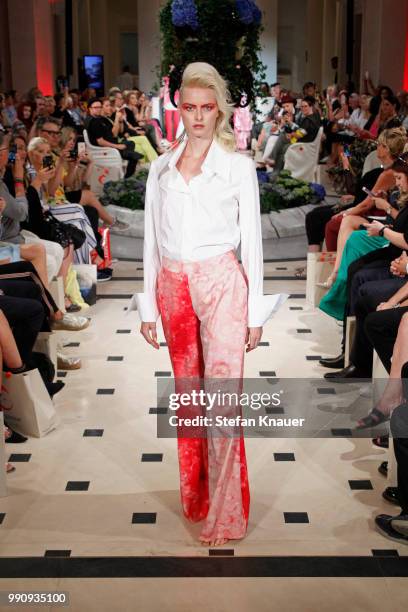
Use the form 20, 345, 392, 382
179, 62, 236, 152
60, 126, 76, 148
378, 127, 407, 158
27, 136, 49, 152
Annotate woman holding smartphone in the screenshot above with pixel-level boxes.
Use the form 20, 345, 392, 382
130, 62, 286, 547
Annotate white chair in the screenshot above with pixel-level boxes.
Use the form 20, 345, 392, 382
83, 130, 125, 196
362, 149, 382, 176
284, 127, 324, 182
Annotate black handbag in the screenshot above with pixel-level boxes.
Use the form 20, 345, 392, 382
43, 211, 86, 250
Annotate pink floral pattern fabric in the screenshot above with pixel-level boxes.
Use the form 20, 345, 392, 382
157, 250, 250, 541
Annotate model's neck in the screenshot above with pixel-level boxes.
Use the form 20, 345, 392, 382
184, 135, 213, 159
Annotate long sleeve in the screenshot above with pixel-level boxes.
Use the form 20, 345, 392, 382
0, 180, 28, 222
128, 161, 161, 322
239, 160, 288, 327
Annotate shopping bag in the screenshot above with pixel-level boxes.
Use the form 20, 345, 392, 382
1, 369, 58, 438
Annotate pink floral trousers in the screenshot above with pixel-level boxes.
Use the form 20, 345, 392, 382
157, 250, 250, 541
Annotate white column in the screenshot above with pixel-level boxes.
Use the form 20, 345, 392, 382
137, 0, 162, 93
257, 0, 278, 84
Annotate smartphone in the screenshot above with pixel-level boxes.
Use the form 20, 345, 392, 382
77, 142, 86, 156
362, 186, 375, 198
42, 155, 54, 169
367, 215, 386, 221
8, 144, 17, 165
69, 147, 78, 160
343, 145, 351, 157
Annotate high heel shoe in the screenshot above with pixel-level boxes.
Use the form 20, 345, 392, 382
356, 407, 389, 429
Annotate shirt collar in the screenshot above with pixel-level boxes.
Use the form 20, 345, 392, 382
167, 137, 231, 183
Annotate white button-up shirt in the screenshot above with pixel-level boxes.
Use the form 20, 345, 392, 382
130, 137, 287, 326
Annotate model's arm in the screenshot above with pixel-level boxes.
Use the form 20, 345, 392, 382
129, 162, 161, 322
239, 160, 288, 328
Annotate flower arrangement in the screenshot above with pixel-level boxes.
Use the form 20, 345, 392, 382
259, 170, 322, 213
171, 0, 199, 30
235, 0, 262, 25
160, 0, 265, 107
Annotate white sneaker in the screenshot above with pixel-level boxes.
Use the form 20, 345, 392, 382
52, 314, 90, 332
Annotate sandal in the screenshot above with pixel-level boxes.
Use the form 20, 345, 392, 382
356, 407, 389, 430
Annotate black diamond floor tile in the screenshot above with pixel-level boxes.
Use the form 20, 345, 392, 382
274, 453, 295, 461
372, 549, 399, 557
149, 407, 168, 415
83, 429, 104, 437
141, 453, 163, 462
317, 388, 336, 394
289, 294, 306, 299
297, 329, 312, 334
57, 371, 67, 377
258, 341, 270, 346
289, 307, 303, 311
97, 389, 115, 395
159, 342, 167, 347
306, 355, 322, 361
107, 356, 124, 361
331, 428, 353, 437
275, 267, 288, 270
44, 550, 71, 557
259, 371, 276, 377
132, 513, 157, 524
116, 329, 131, 334
8, 454, 31, 462
65, 481, 90, 491
209, 549, 235, 556
284, 512, 309, 524
155, 371, 172, 377
349, 480, 373, 491
265, 406, 285, 414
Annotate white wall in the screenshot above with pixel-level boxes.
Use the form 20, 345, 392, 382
137, 0, 162, 93
278, 0, 307, 91
257, 0, 278, 85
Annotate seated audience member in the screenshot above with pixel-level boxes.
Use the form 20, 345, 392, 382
25, 135, 97, 267
359, 95, 401, 140
328, 251, 408, 382
114, 95, 159, 162
321, 127, 407, 287
85, 97, 142, 178
320, 153, 408, 324
375, 358, 408, 544
252, 82, 274, 139
58, 126, 128, 230
16, 102, 34, 132
44, 95, 57, 118
1, 91, 18, 129
264, 96, 320, 175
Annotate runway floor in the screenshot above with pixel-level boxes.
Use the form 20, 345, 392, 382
0, 257, 407, 612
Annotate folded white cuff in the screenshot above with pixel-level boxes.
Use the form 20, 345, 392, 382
248, 293, 289, 327
127, 292, 160, 322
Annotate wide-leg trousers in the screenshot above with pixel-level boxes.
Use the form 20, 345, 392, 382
157, 250, 250, 541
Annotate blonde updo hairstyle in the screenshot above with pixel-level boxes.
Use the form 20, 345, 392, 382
377, 127, 407, 158
179, 62, 236, 152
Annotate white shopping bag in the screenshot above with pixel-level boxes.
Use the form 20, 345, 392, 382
1, 370, 58, 438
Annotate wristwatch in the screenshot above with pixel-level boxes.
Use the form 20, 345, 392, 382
379, 226, 387, 237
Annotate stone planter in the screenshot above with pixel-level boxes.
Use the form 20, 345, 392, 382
107, 203, 318, 239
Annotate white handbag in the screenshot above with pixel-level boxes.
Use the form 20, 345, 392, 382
1, 370, 58, 438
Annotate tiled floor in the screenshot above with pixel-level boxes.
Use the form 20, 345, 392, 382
0, 253, 407, 611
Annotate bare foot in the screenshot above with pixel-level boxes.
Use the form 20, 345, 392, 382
199, 537, 229, 547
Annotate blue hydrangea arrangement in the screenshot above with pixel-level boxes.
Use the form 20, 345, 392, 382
171, 0, 199, 30
235, 0, 262, 25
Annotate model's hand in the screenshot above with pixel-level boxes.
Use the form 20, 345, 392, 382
140, 322, 159, 349
377, 301, 396, 311
245, 327, 262, 352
